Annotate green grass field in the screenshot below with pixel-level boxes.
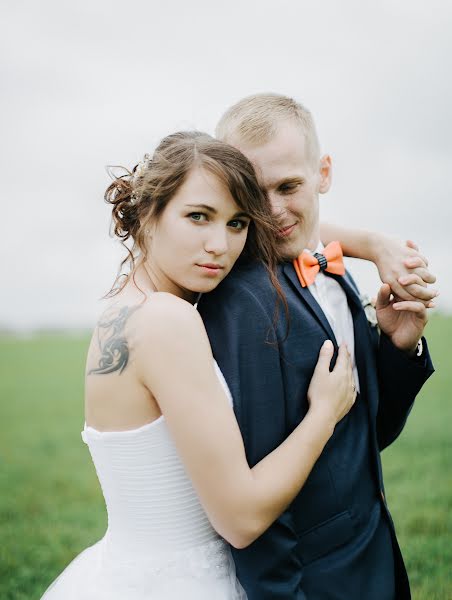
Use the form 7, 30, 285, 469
1, 315, 451, 599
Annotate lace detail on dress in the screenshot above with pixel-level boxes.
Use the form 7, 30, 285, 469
100, 538, 231, 582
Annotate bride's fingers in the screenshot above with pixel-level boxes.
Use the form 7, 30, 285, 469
405, 240, 430, 266
400, 285, 437, 303
410, 267, 436, 285
406, 239, 419, 251
398, 274, 426, 288
392, 301, 430, 314
403, 256, 427, 269
403, 254, 429, 268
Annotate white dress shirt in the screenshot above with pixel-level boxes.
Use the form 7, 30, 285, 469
306, 243, 360, 392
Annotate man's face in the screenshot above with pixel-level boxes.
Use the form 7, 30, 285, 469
234, 120, 331, 259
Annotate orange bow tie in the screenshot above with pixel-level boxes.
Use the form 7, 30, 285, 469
293, 241, 345, 287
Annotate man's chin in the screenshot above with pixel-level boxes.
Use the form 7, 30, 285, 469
277, 239, 305, 261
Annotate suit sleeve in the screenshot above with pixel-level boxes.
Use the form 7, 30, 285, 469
198, 279, 305, 599
376, 332, 434, 450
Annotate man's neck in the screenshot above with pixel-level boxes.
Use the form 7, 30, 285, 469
305, 238, 322, 253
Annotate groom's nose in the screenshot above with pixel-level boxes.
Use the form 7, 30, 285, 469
268, 191, 287, 218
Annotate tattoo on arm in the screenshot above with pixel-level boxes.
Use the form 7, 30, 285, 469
89, 305, 140, 375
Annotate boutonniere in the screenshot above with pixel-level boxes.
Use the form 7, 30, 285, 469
360, 294, 379, 330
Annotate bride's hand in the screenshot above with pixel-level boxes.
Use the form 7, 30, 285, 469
307, 341, 356, 428
371, 236, 437, 305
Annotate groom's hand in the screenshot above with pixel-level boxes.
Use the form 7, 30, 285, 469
376, 284, 428, 355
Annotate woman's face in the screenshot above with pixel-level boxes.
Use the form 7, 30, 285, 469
147, 167, 251, 301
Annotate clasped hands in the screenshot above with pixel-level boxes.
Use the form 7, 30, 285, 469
372, 239, 437, 355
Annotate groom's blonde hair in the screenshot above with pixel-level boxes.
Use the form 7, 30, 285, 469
215, 93, 320, 164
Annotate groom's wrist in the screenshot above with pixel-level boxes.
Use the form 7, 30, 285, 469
384, 333, 424, 360
400, 335, 424, 357
406, 338, 423, 358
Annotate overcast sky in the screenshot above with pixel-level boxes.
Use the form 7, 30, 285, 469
2, 0, 451, 330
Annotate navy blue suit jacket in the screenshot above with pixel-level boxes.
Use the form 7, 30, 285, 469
198, 260, 434, 600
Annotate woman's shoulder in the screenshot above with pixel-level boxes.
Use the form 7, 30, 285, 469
140, 292, 200, 326
103, 289, 196, 313
135, 294, 208, 352
88, 293, 206, 376
97, 292, 201, 335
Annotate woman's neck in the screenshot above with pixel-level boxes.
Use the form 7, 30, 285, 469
130, 261, 197, 304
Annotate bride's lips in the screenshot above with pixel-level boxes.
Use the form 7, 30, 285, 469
196, 263, 225, 276
278, 223, 297, 237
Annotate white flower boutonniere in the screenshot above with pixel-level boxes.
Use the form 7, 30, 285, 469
360, 294, 379, 330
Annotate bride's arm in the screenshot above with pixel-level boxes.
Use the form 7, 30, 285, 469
320, 222, 437, 304
135, 294, 354, 550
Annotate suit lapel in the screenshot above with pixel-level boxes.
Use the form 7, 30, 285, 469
284, 263, 381, 468
328, 272, 379, 422
283, 262, 377, 423
282, 262, 337, 344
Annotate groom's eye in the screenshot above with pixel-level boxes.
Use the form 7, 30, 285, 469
279, 182, 299, 194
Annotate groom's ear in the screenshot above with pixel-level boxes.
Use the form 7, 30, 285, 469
318, 154, 332, 194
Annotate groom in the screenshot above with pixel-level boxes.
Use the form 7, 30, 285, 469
198, 94, 434, 599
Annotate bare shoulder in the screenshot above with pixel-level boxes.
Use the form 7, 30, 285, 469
134, 293, 213, 378
132, 293, 210, 359
87, 293, 204, 377
87, 300, 143, 376
95, 293, 200, 333
138, 292, 204, 334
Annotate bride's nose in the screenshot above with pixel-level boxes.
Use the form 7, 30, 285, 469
204, 225, 229, 255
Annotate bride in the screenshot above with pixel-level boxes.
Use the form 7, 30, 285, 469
41, 131, 433, 599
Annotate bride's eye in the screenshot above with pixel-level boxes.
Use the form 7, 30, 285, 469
188, 212, 208, 223
228, 219, 250, 231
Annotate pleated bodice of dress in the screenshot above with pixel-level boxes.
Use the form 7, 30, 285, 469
82, 416, 220, 555
41, 364, 246, 598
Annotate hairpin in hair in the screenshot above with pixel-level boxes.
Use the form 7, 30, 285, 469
131, 153, 153, 204
133, 153, 152, 181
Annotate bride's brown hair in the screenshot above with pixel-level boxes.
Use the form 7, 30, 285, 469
105, 131, 285, 315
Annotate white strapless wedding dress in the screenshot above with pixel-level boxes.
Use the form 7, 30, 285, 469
41, 364, 246, 599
